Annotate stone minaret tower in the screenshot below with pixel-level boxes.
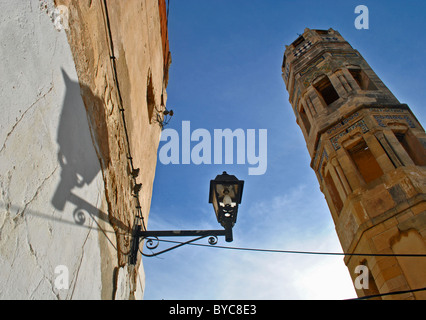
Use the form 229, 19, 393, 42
283, 28, 426, 299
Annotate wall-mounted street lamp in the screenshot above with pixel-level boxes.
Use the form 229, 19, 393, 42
209, 171, 244, 242
129, 172, 244, 263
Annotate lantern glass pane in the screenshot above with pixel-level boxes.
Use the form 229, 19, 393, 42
217, 184, 238, 207
212, 187, 219, 216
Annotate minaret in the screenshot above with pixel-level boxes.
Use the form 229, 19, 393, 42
283, 28, 426, 299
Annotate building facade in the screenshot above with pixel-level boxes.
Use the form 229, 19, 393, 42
0, 0, 170, 299
283, 28, 426, 299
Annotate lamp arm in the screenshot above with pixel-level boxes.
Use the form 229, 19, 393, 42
129, 227, 232, 263
141, 235, 210, 257
137, 229, 227, 238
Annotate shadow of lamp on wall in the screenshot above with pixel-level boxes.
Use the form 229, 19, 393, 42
50, 70, 130, 232
129, 171, 244, 264
51, 70, 102, 213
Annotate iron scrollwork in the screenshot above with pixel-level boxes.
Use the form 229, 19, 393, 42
140, 234, 220, 258
208, 236, 218, 245
129, 227, 230, 263
145, 236, 160, 250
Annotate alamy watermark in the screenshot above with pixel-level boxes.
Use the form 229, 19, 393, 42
54, 265, 69, 290
158, 121, 267, 176
354, 265, 369, 290
355, 5, 369, 30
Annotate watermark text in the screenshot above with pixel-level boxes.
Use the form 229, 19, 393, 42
355, 5, 369, 30
159, 121, 267, 175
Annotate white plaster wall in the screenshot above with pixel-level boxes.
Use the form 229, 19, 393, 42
0, 0, 118, 299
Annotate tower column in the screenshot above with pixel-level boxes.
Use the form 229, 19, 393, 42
283, 28, 426, 299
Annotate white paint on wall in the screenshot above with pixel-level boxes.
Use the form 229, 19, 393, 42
0, 0, 119, 299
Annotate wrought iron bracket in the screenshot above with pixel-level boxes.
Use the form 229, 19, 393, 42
129, 226, 233, 264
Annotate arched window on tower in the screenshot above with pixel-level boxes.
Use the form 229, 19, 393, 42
320, 161, 345, 216
348, 68, 377, 91
358, 260, 381, 300
313, 75, 339, 106
324, 170, 343, 215
394, 130, 426, 166
299, 105, 311, 135
348, 139, 384, 184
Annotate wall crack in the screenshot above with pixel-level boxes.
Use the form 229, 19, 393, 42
0, 86, 54, 154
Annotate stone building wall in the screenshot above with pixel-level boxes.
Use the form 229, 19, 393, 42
0, 0, 170, 300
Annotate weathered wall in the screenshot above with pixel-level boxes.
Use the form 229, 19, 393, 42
0, 0, 169, 299
56, 0, 170, 295
0, 0, 118, 299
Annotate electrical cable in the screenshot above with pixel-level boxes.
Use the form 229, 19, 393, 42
347, 286, 426, 300
142, 237, 426, 300
145, 237, 426, 258
100, 0, 148, 242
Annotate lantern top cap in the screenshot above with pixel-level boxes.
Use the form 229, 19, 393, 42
213, 171, 239, 182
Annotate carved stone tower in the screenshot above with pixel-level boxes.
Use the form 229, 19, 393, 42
282, 28, 426, 299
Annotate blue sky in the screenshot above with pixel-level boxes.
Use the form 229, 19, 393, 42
142, 0, 426, 300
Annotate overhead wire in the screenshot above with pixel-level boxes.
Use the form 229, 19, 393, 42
143, 237, 426, 258
144, 238, 426, 299
143, 237, 426, 299
347, 286, 426, 300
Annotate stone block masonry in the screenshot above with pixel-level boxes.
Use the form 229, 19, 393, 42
283, 28, 426, 299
